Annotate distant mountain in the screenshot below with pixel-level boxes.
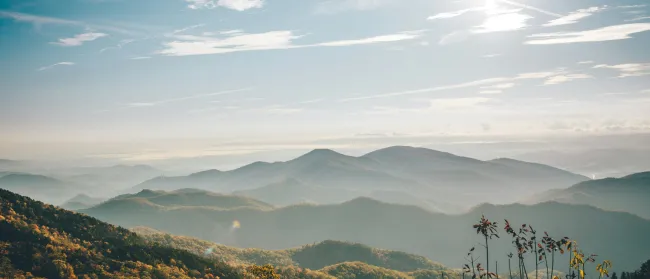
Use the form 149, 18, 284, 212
59, 193, 105, 210
84, 194, 650, 272
524, 171, 650, 219
0, 188, 247, 278
133, 146, 588, 209
0, 173, 74, 204
514, 148, 650, 178
61, 164, 164, 194
96, 188, 273, 212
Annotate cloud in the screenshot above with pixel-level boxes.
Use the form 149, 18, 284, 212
543, 6, 606, 27
497, 0, 562, 17
578, 60, 594, 64
483, 83, 515, 89
37, 62, 75, 71
482, 53, 502, 58
130, 56, 152, 60
100, 39, 134, 53
626, 16, 650, 22
186, 0, 264, 11
427, 8, 480, 20
525, 23, 650, 44
594, 63, 650, 78
126, 88, 253, 108
340, 69, 561, 101
171, 24, 206, 35
429, 97, 492, 110
315, 31, 423, 46
479, 90, 503, 94
159, 30, 423, 56
314, 0, 393, 14
0, 11, 136, 35
474, 12, 533, 33
51, 32, 108, 46
439, 30, 471, 45
544, 74, 593, 85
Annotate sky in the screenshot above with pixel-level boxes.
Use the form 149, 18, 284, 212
1, 0, 650, 163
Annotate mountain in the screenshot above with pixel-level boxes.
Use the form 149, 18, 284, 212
59, 193, 105, 210
523, 171, 650, 219
102, 188, 274, 210
133, 146, 588, 210
0, 173, 74, 205
135, 229, 445, 273
2, 188, 464, 279
0, 188, 247, 278
514, 148, 650, 178
84, 194, 650, 272
60, 164, 165, 196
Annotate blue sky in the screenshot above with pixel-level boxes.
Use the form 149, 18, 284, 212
1, 0, 650, 162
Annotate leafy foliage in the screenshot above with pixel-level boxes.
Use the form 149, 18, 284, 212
0, 188, 247, 279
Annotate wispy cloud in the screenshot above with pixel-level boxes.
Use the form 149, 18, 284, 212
37, 62, 75, 71
427, 8, 480, 20
0, 11, 136, 35
126, 88, 254, 108
171, 24, 206, 35
479, 90, 504, 94
314, 0, 393, 14
594, 63, 650, 78
100, 39, 135, 53
51, 32, 108, 46
474, 12, 533, 33
497, 0, 562, 17
482, 53, 502, 58
525, 23, 650, 45
543, 6, 606, 27
159, 30, 423, 56
130, 56, 152, 60
429, 97, 492, 110
625, 16, 650, 22
478, 83, 515, 94
186, 0, 264, 11
578, 60, 595, 64
544, 74, 593, 85
340, 69, 562, 101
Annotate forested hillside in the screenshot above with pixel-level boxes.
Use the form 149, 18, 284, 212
0, 188, 465, 279
0, 188, 250, 278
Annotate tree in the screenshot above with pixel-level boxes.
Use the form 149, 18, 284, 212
247, 264, 280, 279
611, 272, 618, 279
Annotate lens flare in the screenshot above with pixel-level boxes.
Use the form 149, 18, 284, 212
232, 220, 241, 229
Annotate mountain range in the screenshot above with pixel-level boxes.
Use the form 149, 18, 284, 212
82, 188, 650, 272
1, 188, 463, 279
0, 173, 76, 205
524, 171, 650, 219
132, 146, 589, 212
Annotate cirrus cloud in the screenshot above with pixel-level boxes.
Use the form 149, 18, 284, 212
525, 23, 650, 44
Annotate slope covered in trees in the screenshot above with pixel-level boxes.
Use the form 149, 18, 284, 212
134, 229, 445, 273
0, 188, 249, 278
0, 188, 463, 279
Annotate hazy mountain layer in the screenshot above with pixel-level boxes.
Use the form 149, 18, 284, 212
59, 193, 105, 210
133, 146, 588, 210
1, 188, 466, 279
0, 173, 76, 205
83, 193, 650, 272
524, 171, 650, 219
